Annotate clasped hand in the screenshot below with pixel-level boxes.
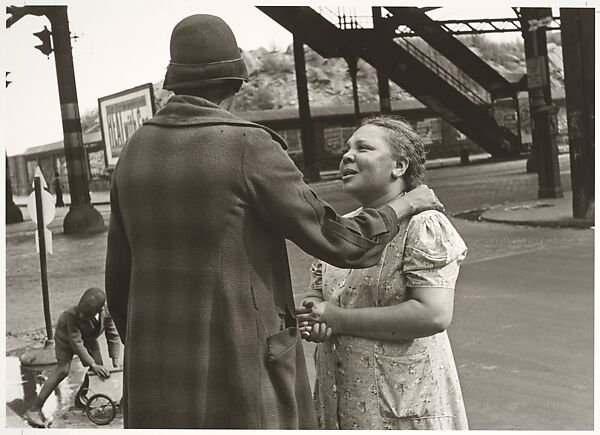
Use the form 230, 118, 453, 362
296, 300, 337, 343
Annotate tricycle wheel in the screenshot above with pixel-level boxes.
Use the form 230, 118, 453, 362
86, 393, 116, 425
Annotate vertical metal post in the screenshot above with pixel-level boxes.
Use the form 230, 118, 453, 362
512, 95, 524, 150
15, 156, 29, 196
376, 70, 392, 114
293, 34, 320, 182
347, 56, 361, 125
520, 8, 563, 199
48, 6, 105, 233
34, 177, 53, 341
6, 154, 24, 224
560, 8, 594, 220
377, 76, 392, 111
373, 7, 392, 114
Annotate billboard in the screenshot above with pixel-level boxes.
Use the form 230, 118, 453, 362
98, 83, 155, 167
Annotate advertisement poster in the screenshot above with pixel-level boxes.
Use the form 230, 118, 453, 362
98, 83, 155, 167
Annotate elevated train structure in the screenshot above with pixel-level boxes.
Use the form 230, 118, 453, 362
258, 6, 562, 160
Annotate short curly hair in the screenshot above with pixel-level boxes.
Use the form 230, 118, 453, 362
360, 115, 426, 190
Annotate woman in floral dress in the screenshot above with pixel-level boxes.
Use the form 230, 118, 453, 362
298, 115, 468, 430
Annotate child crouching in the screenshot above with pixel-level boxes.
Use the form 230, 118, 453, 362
24, 287, 121, 427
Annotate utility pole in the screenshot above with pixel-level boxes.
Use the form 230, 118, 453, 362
520, 8, 563, 199
6, 5, 105, 234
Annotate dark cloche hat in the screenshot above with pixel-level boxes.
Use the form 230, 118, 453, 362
163, 14, 248, 91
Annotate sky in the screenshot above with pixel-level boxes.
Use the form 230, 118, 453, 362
0, 1, 587, 156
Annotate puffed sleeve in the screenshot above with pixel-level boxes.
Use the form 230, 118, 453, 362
401, 210, 467, 289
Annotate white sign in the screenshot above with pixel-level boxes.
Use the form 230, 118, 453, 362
528, 16, 553, 32
35, 228, 53, 255
32, 166, 48, 189
27, 189, 55, 227
526, 56, 547, 89
27, 169, 56, 254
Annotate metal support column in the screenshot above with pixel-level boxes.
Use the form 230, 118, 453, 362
560, 8, 594, 219
373, 7, 392, 114
520, 8, 563, 198
376, 69, 392, 115
347, 56, 361, 125
6, 154, 23, 224
49, 6, 105, 233
293, 34, 320, 182
512, 94, 524, 151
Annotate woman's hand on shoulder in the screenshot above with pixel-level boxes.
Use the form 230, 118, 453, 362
400, 184, 445, 215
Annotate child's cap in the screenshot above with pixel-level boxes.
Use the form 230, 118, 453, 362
78, 287, 106, 310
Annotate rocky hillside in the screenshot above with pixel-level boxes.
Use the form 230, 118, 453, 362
236, 32, 564, 111
82, 34, 564, 132
457, 32, 564, 89
233, 46, 413, 111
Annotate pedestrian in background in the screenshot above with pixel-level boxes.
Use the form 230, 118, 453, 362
105, 15, 443, 429
53, 171, 64, 207
299, 115, 468, 429
24, 288, 121, 428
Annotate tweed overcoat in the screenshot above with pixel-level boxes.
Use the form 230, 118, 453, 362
105, 95, 400, 429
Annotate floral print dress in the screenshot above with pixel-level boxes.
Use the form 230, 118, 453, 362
306, 209, 469, 430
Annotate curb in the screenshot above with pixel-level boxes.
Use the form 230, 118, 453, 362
480, 213, 594, 229
478, 191, 594, 229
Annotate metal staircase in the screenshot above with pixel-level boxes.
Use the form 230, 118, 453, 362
384, 7, 518, 99
258, 6, 522, 158
393, 38, 491, 107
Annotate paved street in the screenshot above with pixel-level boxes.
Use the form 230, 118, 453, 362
5, 154, 593, 429
454, 240, 593, 429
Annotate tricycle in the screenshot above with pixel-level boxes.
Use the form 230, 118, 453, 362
75, 368, 123, 425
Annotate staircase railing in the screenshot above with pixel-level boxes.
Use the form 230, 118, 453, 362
394, 38, 492, 107
314, 7, 492, 108
317, 6, 372, 30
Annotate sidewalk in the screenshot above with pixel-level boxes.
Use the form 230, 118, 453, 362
481, 190, 593, 228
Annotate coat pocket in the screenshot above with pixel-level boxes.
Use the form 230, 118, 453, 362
267, 327, 298, 363
374, 350, 442, 419
264, 328, 300, 428
264, 327, 316, 429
